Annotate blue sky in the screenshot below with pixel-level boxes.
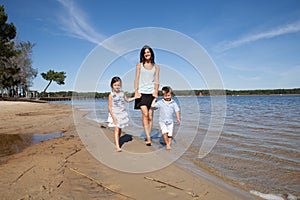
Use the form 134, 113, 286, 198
2, 0, 300, 92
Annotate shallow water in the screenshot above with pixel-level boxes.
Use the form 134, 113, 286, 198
59, 95, 300, 198
0, 132, 62, 164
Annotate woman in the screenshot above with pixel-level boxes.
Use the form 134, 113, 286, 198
134, 45, 160, 146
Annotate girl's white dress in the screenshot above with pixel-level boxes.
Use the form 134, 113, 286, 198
107, 91, 129, 128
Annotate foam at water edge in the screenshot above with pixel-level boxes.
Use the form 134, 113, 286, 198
85, 115, 106, 124
250, 190, 298, 200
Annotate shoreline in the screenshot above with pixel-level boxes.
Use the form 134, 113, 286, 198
0, 101, 257, 199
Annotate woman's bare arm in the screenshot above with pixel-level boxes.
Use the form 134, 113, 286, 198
153, 64, 160, 98
134, 62, 142, 98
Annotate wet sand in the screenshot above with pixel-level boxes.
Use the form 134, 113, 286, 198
0, 101, 257, 199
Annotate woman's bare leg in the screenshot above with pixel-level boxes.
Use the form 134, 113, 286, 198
141, 106, 152, 144
148, 108, 153, 135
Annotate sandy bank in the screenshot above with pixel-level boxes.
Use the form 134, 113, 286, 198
0, 101, 257, 199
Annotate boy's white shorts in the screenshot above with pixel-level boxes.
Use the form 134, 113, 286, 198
159, 122, 174, 137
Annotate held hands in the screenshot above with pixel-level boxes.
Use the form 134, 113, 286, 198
135, 92, 142, 99
152, 91, 158, 98
150, 98, 158, 110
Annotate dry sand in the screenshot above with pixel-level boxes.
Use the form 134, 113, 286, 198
0, 101, 258, 200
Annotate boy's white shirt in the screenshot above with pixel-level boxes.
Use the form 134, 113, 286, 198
153, 98, 179, 124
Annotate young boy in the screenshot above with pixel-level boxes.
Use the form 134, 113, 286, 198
151, 86, 180, 150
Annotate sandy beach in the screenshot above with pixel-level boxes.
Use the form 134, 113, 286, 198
0, 101, 257, 200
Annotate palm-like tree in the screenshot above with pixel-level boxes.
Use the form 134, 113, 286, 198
41, 70, 66, 94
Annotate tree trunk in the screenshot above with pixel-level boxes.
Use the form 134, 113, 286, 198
43, 80, 52, 95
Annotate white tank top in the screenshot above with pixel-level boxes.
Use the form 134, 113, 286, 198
138, 63, 155, 94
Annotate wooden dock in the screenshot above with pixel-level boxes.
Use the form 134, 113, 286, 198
39, 97, 72, 101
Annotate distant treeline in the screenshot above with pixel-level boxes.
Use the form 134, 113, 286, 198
223, 88, 300, 96
47, 91, 111, 99
194, 88, 300, 96
45, 88, 300, 99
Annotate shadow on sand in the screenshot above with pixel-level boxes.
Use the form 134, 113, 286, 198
119, 134, 133, 147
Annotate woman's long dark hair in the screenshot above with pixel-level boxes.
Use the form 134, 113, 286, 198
139, 45, 155, 64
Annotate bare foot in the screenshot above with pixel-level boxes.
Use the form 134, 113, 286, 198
116, 147, 122, 152
166, 145, 171, 150
145, 142, 152, 146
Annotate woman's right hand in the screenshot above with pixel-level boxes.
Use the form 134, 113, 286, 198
135, 92, 142, 99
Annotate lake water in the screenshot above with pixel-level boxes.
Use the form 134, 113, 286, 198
58, 95, 300, 199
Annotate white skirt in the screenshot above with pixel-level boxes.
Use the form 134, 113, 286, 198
107, 112, 129, 129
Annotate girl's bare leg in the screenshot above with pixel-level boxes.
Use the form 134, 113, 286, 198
114, 127, 122, 152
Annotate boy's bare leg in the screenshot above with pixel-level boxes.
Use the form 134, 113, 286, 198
163, 133, 171, 150
168, 136, 172, 149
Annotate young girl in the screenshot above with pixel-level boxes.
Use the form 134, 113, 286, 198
108, 76, 135, 152
134, 45, 160, 146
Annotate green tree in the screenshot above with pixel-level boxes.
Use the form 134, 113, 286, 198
14, 41, 38, 96
0, 5, 17, 96
0, 5, 16, 57
41, 70, 66, 94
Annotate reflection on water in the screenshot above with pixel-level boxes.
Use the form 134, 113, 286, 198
58, 96, 300, 198
0, 132, 62, 164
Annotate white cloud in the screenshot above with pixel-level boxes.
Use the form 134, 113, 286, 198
56, 0, 105, 44
56, 0, 134, 56
216, 20, 300, 52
